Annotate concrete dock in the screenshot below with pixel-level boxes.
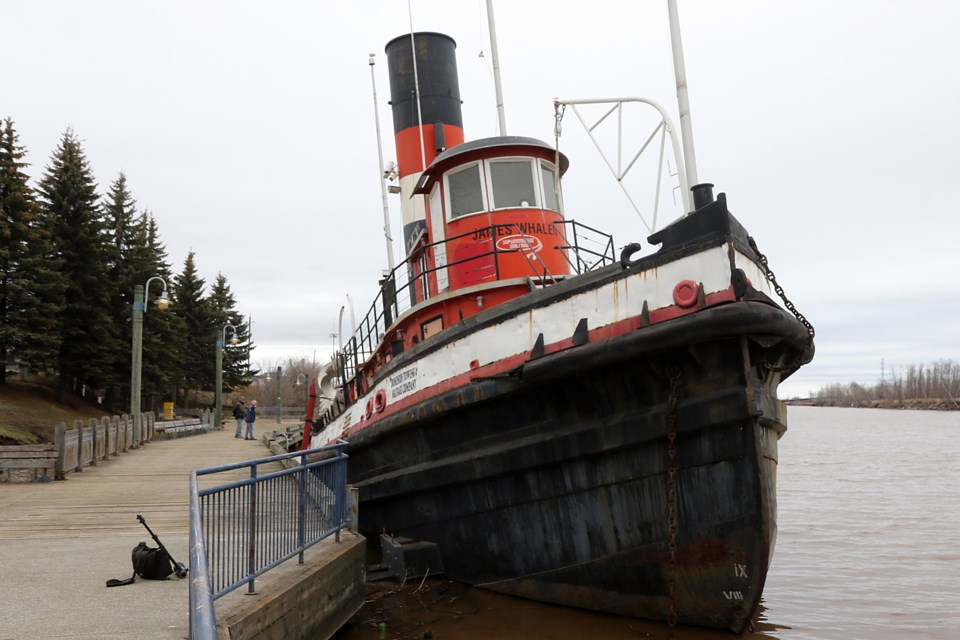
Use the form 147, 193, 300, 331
0, 424, 364, 640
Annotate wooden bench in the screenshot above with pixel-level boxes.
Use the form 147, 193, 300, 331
153, 418, 205, 440
0, 444, 58, 483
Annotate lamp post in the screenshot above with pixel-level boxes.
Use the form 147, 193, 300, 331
131, 276, 169, 448
295, 373, 309, 409
215, 324, 238, 428
275, 366, 283, 424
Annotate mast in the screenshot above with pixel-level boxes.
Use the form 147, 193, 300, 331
666, 0, 699, 194
406, 4, 428, 173
486, 0, 508, 135
369, 54, 395, 271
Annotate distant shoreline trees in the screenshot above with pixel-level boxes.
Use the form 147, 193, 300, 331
807, 359, 960, 410
0, 117, 256, 411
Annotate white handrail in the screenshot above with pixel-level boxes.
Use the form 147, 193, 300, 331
554, 97, 691, 223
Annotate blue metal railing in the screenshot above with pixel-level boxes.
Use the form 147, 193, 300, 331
187, 443, 349, 639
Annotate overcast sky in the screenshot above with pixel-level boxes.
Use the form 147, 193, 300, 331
5, 0, 958, 398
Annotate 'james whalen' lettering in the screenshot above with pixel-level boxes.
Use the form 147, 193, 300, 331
471, 222, 561, 242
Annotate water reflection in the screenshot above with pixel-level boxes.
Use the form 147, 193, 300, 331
334, 579, 791, 639
752, 603, 790, 638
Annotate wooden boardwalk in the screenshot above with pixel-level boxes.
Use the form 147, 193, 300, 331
0, 423, 359, 640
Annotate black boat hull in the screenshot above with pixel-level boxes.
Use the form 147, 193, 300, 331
346, 301, 803, 633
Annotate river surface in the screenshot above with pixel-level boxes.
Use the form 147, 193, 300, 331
333, 406, 960, 640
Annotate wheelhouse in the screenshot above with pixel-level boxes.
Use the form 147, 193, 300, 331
413, 136, 571, 295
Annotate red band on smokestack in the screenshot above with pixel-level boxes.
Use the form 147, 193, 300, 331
394, 124, 465, 181
385, 32, 464, 171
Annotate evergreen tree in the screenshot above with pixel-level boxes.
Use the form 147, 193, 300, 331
101, 172, 141, 405
37, 129, 114, 400
172, 251, 212, 406
207, 273, 254, 391
0, 118, 64, 383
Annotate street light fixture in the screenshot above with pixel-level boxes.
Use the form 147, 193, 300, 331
215, 323, 239, 428
155, 290, 170, 312
131, 276, 169, 447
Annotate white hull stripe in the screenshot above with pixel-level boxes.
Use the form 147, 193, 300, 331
314, 246, 769, 446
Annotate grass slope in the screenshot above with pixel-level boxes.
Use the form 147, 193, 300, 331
0, 381, 109, 446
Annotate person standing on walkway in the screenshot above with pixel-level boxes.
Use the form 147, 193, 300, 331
244, 400, 257, 440
233, 398, 246, 438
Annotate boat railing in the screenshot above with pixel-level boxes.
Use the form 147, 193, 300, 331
555, 220, 616, 273
187, 443, 349, 639
325, 220, 614, 413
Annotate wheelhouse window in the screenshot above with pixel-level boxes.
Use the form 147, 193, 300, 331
443, 156, 562, 221
540, 163, 560, 212
489, 159, 537, 209
447, 163, 485, 219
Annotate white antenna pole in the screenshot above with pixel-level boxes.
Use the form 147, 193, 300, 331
407, 2, 428, 171
346, 294, 357, 336
486, 0, 508, 135
666, 0, 699, 192
369, 54, 395, 271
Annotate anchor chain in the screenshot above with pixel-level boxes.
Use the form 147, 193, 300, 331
747, 236, 815, 341
747, 236, 816, 372
665, 365, 682, 628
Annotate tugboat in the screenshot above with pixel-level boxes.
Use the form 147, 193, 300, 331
309, 6, 813, 633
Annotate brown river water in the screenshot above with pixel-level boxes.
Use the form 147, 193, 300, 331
332, 406, 960, 640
